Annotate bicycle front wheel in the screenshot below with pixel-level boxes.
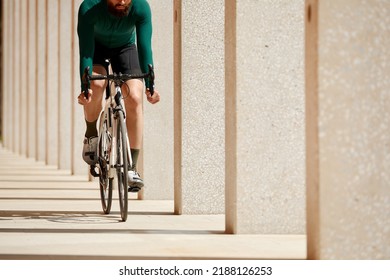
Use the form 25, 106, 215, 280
116, 110, 128, 222
98, 112, 113, 214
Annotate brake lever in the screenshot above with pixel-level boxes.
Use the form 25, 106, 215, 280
148, 64, 155, 96
82, 66, 90, 99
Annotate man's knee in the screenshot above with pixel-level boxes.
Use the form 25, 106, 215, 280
124, 81, 143, 110
91, 80, 106, 93
91, 65, 107, 93
125, 91, 143, 110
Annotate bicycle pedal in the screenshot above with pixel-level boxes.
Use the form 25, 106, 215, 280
89, 165, 100, 177
128, 186, 141, 193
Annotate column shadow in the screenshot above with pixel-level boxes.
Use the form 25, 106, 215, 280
0, 210, 224, 235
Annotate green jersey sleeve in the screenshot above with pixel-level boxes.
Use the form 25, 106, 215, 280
134, 0, 154, 88
77, 1, 97, 90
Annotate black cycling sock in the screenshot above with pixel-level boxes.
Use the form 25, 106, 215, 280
85, 119, 98, 138
131, 149, 140, 170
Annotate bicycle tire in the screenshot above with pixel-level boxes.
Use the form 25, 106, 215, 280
98, 113, 113, 214
116, 110, 128, 222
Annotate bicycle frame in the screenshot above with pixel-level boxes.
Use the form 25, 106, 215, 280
98, 83, 132, 179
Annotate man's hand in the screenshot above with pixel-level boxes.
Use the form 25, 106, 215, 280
146, 88, 160, 104
77, 89, 93, 105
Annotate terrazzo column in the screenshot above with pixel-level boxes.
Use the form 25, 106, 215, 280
71, 0, 88, 176
225, 0, 306, 233
20, 0, 28, 156
27, 0, 37, 159
2, 0, 10, 149
174, 0, 225, 214
36, 0, 47, 162
58, 0, 72, 170
13, 0, 21, 154
45, 0, 59, 166
306, 0, 390, 259
142, 0, 174, 200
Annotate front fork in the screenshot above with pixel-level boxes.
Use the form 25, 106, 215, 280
110, 108, 133, 173
115, 91, 133, 170
98, 87, 132, 178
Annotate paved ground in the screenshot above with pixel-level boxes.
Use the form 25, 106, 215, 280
0, 146, 306, 260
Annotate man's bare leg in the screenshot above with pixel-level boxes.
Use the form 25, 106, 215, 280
123, 79, 144, 169
81, 65, 107, 165
122, 79, 144, 191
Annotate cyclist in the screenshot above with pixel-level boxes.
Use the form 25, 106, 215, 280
76, 0, 160, 192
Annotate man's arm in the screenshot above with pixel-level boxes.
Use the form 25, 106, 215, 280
135, 0, 153, 88
77, 2, 95, 90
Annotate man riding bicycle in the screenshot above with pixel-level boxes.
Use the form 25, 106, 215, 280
77, 0, 160, 191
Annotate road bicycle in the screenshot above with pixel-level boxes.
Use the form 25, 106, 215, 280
83, 64, 154, 222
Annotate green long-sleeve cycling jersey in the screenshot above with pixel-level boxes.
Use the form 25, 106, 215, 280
77, 0, 153, 89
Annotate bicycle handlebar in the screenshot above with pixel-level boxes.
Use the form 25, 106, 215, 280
82, 64, 155, 99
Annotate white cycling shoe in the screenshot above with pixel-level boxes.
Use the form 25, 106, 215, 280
127, 170, 144, 192
82, 136, 98, 165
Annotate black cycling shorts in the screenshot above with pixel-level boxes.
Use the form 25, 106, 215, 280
93, 41, 142, 75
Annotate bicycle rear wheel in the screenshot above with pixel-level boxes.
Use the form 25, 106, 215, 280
116, 110, 128, 222
99, 113, 113, 214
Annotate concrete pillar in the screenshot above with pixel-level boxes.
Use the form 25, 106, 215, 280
20, 0, 28, 156
225, 0, 305, 234
13, 0, 21, 154
2, 0, 9, 149
36, 0, 46, 162
142, 0, 174, 200
10, 0, 14, 151
71, 0, 88, 176
46, 0, 59, 166
174, 0, 225, 214
27, 0, 37, 158
58, 0, 72, 170
7, 0, 13, 150
306, 0, 390, 259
